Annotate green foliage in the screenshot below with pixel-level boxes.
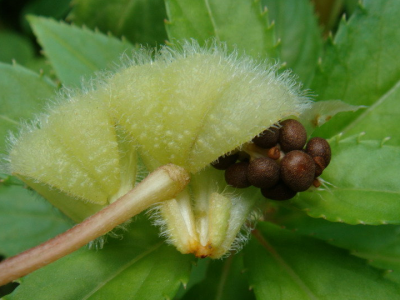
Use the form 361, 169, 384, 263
29, 16, 135, 86
180, 255, 255, 300
165, 0, 277, 58
0, 179, 72, 257
311, 0, 400, 145
0, 31, 34, 65
1, 0, 400, 299
292, 136, 400, 225
0, 62, 55, 152
4, 216, 194, 300
69, 0, 168, 46
262, 0, 322, 86
275, 208, 400, 283
245, 222, 400, 299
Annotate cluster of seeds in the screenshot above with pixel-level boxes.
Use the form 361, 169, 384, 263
211, 119, 331, 201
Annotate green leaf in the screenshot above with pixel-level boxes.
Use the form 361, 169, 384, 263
6, 216, 194, 300
298, 100, 364, 135
245, 222, 400, 300
0, 62, 56, 152
164, 0, 277, 59
20, 0, 71, 34
69, 0, 168, 46
0, 182, 72, 257
0, 31, 35, 65
180, 254, 255, 300
275, 208, 400, 284
28, 16, 135, 87
311, 0, 400, 144
291, 135, 400, 225
262, 0, 323, 86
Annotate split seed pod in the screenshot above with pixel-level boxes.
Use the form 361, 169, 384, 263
6, 41, 312, 258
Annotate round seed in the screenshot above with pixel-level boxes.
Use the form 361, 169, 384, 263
280, 150, 315, 192
252, 126, 279, 148
225, 162, 251, 188
261, 182, 297, 201
247, 157, 280, 189
306, 137, 331, 167
279, 119, 307, 152
313, 156, 326, 177
211, 153, 239, 170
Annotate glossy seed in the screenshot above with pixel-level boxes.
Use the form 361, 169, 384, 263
261, 182, 297, 201
279, 119, 307, 152
280, 150, 315, 192
211, 153, 239, 170
247, 157, 280, 189
252, 126, 279, 148
313, 156, 326, 177
306, 137, 331, 167
225, 162, 251, 188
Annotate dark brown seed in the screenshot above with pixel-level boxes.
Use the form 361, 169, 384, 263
211, 153, 239, 170
252, 126, 279, 148
279, 119, 307, 152
225, 162, 251, 188
280, 150, 315, 192
267, 146, 281, 160
306, 137, 331, 167
313, 156, 326, 177
261, 182, 297, 201
247, 157, 280, 189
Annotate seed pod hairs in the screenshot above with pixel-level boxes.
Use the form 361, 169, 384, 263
6, 40, 312, 258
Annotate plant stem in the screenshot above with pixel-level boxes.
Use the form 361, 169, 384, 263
0, 164, 190, 286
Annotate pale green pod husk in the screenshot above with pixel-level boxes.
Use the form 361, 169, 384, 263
107, 42, 311, 173
7, 40, 312, 256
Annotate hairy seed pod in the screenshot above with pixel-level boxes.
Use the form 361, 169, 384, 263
211, 153, 239, 170
306, 137, 331, 167
261, 182, 297, 201
252, 126, 279, 148
280, 150, 315, 192
7, 40, 313, 259
225, 162, 251, 188
279, 119, 307, 152
247, 157, 280, 188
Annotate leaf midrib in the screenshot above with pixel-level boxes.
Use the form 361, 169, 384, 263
253, 229, 318, 300
81, 241, 163, 300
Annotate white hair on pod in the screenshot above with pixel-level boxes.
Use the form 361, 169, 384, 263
6, 39, 312, 258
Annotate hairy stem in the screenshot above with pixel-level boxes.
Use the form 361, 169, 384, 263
0, 164, 190, 286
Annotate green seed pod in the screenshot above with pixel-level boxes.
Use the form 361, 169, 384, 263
6, 40, 312, 258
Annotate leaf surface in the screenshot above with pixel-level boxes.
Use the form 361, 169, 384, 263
0, 180, 72, 257
291, 136, 400, 225
164, 0, 277, 58
0, 62, 55, 152
181, 254, 255, 300
245, 222, 400, 299
275, 208, 400, 284
311, 0, 400, 144
0, 31, 34, 65
262, 0, 322, 86
5, 216, 194, 300
69, 0, 167, 46
29, 16, 134, 87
